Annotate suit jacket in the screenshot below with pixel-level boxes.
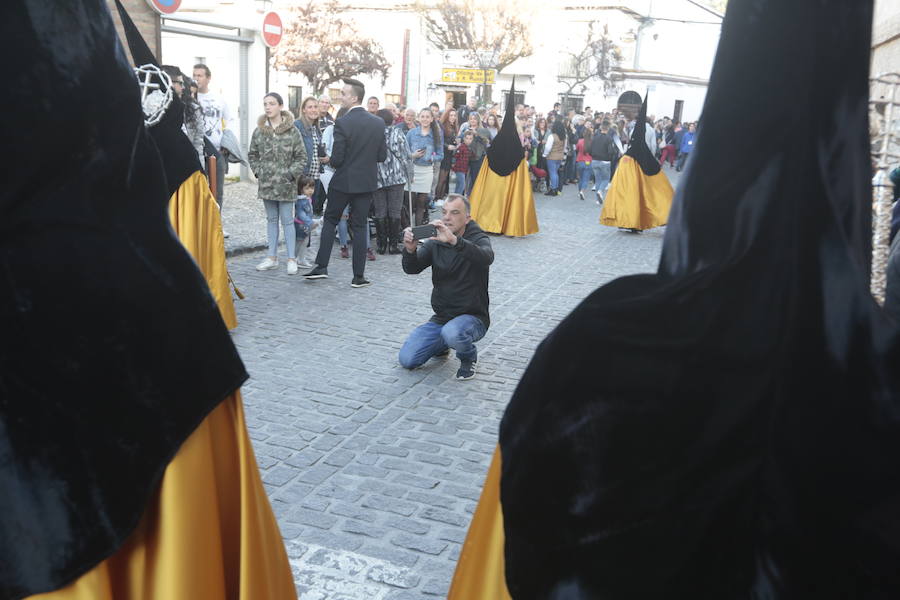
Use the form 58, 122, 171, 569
329, 105, 388, 194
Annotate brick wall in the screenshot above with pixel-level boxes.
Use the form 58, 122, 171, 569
106, 0, 161, 64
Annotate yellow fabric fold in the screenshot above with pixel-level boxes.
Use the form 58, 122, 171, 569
28, 392, 296, 600
447, 446, 512, 600
470, 159, 539, 237
168, 171, 238, 330
600, 156, 674, 230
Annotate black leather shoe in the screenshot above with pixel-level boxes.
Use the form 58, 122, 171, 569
350, 276, 371, 288
303, 265, 328, 279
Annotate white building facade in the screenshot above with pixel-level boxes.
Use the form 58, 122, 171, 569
273, 0, 725, 122
158, 0, 723, 181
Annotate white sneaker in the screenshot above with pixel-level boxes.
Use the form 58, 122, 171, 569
286, 259, 298, 275
222, 229, 231, 239
256, 257, 278, 271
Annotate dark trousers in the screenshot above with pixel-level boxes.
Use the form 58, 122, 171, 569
313, 179, 327, 215
316, 188, 372, 277
466, 157, 484, 195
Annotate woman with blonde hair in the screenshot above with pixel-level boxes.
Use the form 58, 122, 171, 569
405, 108, 444, 225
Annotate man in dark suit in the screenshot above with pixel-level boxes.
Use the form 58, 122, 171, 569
304, 78, 387, 287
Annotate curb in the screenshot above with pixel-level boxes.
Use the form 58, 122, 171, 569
226, 243, 267, 258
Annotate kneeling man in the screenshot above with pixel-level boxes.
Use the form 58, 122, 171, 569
399, 194, 494, 380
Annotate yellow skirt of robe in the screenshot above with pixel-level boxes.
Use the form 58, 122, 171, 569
600, 156, 673, 231
27, 391, 296, 600
447, 446, 512, 600
168, 171, 238, 330
470, 158, 539, 237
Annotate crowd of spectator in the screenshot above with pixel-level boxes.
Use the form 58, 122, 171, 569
161, 61, 699, 274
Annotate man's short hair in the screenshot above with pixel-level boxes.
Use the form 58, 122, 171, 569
342, 78, 365, 104
193, 63, 210, 78
429, 102, 440, 110
368, 96, 379, 103
445, 193, 470, 215
376, 108, 394, 126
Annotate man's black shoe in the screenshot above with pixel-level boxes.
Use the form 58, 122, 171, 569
350, 276, 371, 288
303, 265, 328, 279
456, 359, 476, 380
434, 348, 450, 358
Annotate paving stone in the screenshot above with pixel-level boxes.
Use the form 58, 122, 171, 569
324, 449, 357, 468
287, 507, 339, 530
362, 494, 417, 517
418, 506, 469, 528
297, 464, 340, 485
366, 564, 421, 589
262, 465, 300, 487
341, 519, 389, 539
384, 516, 432, 536
391, 533, 448, 556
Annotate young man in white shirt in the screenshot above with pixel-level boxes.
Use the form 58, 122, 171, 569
192, 63, 232, 215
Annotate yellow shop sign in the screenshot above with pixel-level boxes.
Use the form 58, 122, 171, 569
441, 68, 496, 84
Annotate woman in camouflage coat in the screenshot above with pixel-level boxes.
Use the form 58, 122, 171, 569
248, 92, 307, 274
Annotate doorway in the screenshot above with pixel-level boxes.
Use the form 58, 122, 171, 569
673, 100, 684, 123
445, 90, 467, 109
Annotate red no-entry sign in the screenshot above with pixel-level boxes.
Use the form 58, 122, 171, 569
145, 0, 180, 15
261, 12, 283, 48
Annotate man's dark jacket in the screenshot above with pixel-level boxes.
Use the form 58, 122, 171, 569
402, 221, 494, 328
329, 105, 387, 194
589, 132, 618, 161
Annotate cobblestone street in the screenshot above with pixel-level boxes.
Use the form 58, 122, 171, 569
226, 173, 678, 598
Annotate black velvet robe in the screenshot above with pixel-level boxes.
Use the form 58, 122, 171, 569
0, 3, 247, 598
499, 0, 900, 598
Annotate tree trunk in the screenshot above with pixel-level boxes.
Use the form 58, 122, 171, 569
482, 83, 493, 104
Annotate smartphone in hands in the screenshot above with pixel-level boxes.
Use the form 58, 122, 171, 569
411, 224, 437, 240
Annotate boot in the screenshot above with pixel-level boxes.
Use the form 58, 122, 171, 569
296, 239, 314, 268
375, 218, 388, 254
388, 218, 402, 254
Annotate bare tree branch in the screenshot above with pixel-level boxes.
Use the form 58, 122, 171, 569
413, 0, 534, 101
273, 0, 391, 95
558, 22, 624, 104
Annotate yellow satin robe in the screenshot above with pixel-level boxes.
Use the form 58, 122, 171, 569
600, 156, 673, 231
168, 171, 238, 329
470, 159, 539, 237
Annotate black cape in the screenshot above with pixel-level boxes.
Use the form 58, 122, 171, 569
626, 95, 661, 176
499, 0, 900, 598
485, 77, 524, 177
0, 2, 246, 598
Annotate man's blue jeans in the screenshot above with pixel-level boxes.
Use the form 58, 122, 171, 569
591, 160, 611, 199
399, 315, 486, 368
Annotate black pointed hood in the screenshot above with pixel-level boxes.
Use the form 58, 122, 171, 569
486, 76, 524, 177
499, 0, 900, 598
1, 3, 244, 598
625, 94, 661, 176
115, 0, 203, 194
